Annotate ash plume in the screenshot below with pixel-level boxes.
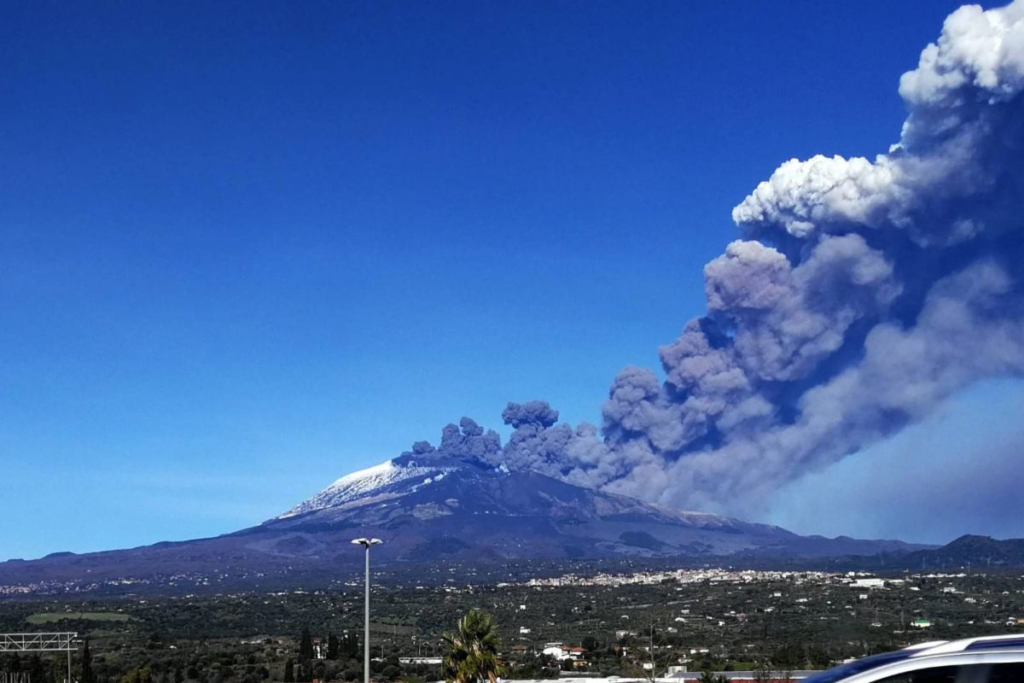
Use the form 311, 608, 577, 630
402, 1, 1024, 516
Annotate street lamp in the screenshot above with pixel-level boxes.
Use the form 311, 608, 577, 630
351, 538, 383, 683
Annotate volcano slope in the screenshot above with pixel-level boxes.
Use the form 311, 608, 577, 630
0, 454, 920, 594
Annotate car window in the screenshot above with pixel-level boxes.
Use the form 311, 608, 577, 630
987, 663, 1024, 683
873, 666, 960, 683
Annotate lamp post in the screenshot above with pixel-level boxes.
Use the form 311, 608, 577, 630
351, 538, 382, 683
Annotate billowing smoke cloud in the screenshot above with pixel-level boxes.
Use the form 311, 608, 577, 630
400, 417, 503, 463
401, 1, 1024, 517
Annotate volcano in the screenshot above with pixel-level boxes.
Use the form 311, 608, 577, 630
0, 453, 921, 595
262, 452, 917, 561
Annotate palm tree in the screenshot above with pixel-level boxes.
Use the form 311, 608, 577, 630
442, 610, 505, 683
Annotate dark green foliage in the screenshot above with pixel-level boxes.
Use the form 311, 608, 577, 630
26, 655, 46, 683
81, 639, 96, 683
699, 672, 729, 683
326, 635, 339, 661
283, 660, 294, 683
442, 611, 503, 683
340, 634, 359, 659
299, 629, 314, 662
122, 667, 152, 683
808, 645, 832, 670
5, 571, 1024, 683
772, 642, 807, 669
505, 654, 558, 680
752, 658, 772, 683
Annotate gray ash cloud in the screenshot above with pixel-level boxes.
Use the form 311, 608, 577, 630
400, 1, 1024, 517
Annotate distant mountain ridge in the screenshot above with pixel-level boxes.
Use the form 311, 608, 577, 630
0, 453, 944, 596
903, 535, 1024, 569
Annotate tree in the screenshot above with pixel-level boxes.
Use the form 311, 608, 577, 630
300, 629, 315, 662
807, 646, 831, 670
752, 658, 773, 683
284, 660, 295, 683
442, 610, 504, 683
699, 673, 729, 683
326, 635, 339, 661
80, 640, 96, 683
772, 643, 805, 670
122, 668, 152, 683
340, 634, 359, 660
26, 655, 45, 683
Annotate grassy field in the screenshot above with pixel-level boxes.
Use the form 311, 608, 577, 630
26, 612, 132, 625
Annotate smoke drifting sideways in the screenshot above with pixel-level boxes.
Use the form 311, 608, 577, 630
401, 1, 1024, 517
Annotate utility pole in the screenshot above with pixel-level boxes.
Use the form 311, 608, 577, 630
649, 622, 655, 681
351, 538, 383, 683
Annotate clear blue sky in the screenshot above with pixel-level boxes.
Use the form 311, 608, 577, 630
0, 0, 984, 560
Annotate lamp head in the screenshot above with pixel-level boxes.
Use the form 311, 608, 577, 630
351, 537, 383, 547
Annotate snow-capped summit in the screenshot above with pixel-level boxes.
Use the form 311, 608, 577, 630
278, 458, 461, 519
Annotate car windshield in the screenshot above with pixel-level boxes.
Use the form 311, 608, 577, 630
802, 650, 915, 683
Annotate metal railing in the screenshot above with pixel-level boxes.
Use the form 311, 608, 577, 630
0, 633, 78, 653
0, 633, 78, 683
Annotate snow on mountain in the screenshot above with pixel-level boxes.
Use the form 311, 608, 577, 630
277, 455, 758, 530
278, 459, 456, 519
